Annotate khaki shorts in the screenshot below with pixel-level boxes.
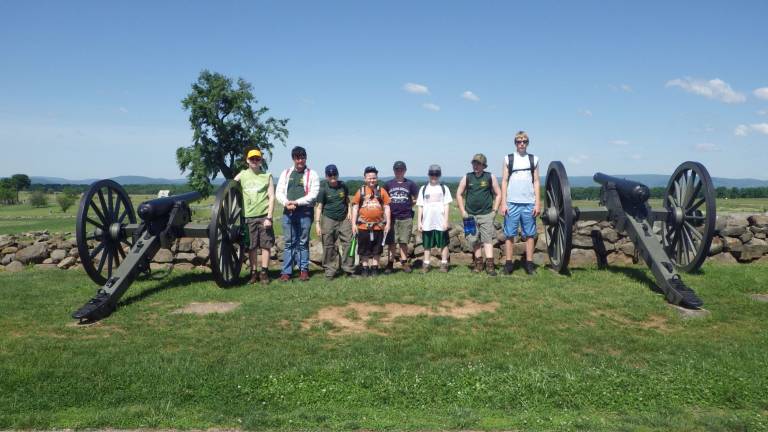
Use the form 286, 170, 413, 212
246, 217, 275, 251
387, 218, 413, 245
466, 212, 496, 246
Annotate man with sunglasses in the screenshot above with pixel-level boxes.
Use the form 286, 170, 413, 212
234, 148, 275, 285
500, 131, 541, 275
314, 164, 355, 280
276, 146, 320, 281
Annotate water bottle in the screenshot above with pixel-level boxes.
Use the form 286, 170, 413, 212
463, 216, 477, 236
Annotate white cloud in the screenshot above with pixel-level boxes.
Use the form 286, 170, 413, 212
734, 123, 768, 136
118, 107, 128, 113
578, 109, 593, 117
665, 77, 746, 104
461, 90, 480, 102
403, 82, 429, 95
620, 84, 633, 92
753, 87, 768, 100
610, 139, 629, 146
757, 109, 768, 116
567, 154, 589, 165
630, 154, 642, 160
422, 103, 440, 112
694, 143, 719, 152
751, 123, 768, 135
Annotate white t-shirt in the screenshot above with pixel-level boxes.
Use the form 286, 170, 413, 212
505, 152, 539, 204
416, 183, 453, 231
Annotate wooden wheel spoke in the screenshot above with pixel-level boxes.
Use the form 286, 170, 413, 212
97, 247, 109, 274
86, 217, 104, 230
89, 242, 105, 260
90, 200, 107, 225
97, 190, 110, 223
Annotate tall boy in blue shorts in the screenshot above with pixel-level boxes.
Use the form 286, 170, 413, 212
500, 131, 541, 275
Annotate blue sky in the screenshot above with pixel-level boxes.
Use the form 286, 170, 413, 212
1, 0, 767, 180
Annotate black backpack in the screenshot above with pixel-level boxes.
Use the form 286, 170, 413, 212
507, 153, 536, 183
420, 183, 447, 200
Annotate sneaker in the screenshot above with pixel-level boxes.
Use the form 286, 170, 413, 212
259, 271, 269, 285
279, 274, 291, 282
473, 258, 483, 273
440, 263, 449, 273
299, 270, 310, 281
370, 266, 379, 277
503, 260, 514, 275
401, 261, 412, 273
384, 261, 394, 275
485, 259, 497, 276
524, 260, 536, 275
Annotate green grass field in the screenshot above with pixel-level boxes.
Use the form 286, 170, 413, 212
1, 263, 767, 430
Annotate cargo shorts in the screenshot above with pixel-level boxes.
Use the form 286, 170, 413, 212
246, 216, 275, 251
465, 212, 496, 246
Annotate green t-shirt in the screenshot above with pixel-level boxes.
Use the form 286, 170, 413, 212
239, 169, 271, 218
464, 171, 494, 215
286, 170, 307, 201
318, 180, 349, 221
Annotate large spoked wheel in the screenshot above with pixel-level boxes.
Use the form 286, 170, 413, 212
76, 179, 136, 285
542, 161, 573, 273
662, 161, 716, 273
209, 180, 245, 287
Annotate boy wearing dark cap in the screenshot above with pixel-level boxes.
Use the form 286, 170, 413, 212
234, 148, 275, 284
350, 166, 391, 276
314, 164, 355, 279
383, 160, 419, 273
416, 165, 453, 273
456, 153, 501, 276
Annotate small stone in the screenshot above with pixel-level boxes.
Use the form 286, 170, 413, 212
174, 262, 195, 271
607, 253, 634, 265
572, 234, 593, 249
576, 220, 598, 229
601, 227, 619, 243
708, 236, 723, 256
194, 265, 212, 273
747, 215, 768, 227
708, 252, 738, 264
15, 243, 48, 264
1, 246, 18, 254
57, 256, 76, 269
1, 254, 14, 265
723, 237, 743, 253
5, 261, 24, 272
153, 248, 174, 263
569, 248, 597, 267
174, 252, 197, 263
620, 242, 635, 257
50, 249, 67, 262
719, 217, 748, 237
532, 252, 549, 266
739, 231, 754, 243
34, 263, 59, 270
177, 238, 194, 253
750, 225, 768, 235
68, 248, 80, 258
150, 263, 172, 271
737, 238, 768, 261
42, 258, 54, 264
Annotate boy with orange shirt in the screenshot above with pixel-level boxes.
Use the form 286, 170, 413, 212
350, 166, 392, 277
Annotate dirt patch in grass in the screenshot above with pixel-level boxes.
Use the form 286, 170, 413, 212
172, 302, 241, 315
302, 301, 500, 336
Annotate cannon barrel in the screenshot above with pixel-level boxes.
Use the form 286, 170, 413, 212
593, 173, 650, 204
137, 191, 202, 221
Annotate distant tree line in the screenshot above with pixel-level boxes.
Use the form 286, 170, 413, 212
0, 174, 31, 204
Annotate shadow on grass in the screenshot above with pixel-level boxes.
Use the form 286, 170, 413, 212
120, 271, 215, 307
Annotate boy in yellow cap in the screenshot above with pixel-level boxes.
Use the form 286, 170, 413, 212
234, 148, 275, 284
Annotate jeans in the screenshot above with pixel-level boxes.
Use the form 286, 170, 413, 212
282, 207, 312, 274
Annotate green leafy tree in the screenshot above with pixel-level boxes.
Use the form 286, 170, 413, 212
56, 192, 77, 213
0, 184, 15, 205
10, 174, 31, 203
177, 70, 289, 196
29, 190, 47, 208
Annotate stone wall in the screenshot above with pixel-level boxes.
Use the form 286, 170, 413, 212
1, 214, 767, 273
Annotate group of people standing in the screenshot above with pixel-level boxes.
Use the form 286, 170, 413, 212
234, 131, 541, 284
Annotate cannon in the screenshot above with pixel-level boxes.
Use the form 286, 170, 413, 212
540, 161, 716, 309
72, 179, 245, 321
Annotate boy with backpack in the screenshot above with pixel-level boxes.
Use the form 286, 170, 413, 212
456, 153, 501, 276
383, 160, 419, 273
233, 148, 275, 285
416, 164, 453, 273
500, 131, 541, 275
350, 166, 392, 277
314, 164, 355, 280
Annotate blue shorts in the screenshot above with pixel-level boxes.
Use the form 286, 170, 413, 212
503, 203, 536, 239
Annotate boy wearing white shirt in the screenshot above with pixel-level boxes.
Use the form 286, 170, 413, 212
416, 165, 453, 273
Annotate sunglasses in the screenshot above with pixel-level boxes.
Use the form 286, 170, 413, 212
248, 157, 262, 161
515, 140, 529, 145
428, 171, 441, 177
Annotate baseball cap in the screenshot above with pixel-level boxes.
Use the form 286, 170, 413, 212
246, 149, 262, 159
471, 153, 487, 167
428, 164, 442, 176
393, 161, 406, 170
325, 164, 339, 176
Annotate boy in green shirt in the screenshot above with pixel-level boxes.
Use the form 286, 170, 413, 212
234, 149, 275, 284
314, 164, 355, 279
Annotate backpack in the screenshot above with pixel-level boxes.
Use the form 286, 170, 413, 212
356, 185, 385, 226
420, 183, 447, 200
507, 153, 535, 183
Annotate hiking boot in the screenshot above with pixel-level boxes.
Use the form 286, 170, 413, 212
524, 260, 536, 275
361, 267, 370, 277
421, 264, 430, 274
401, 261, 412, 273
279, 274, 291, 282
473, 257, 483, 273
346, 271, 360, 278
370, 266, 379, 277
248, 272, 259, 284
503, 260, 514, 275
299, 270, 310, 281
384, 261, 394, 274
259, 271, 269, 285
440, 262, 449, 273
485, 259, 497, 276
